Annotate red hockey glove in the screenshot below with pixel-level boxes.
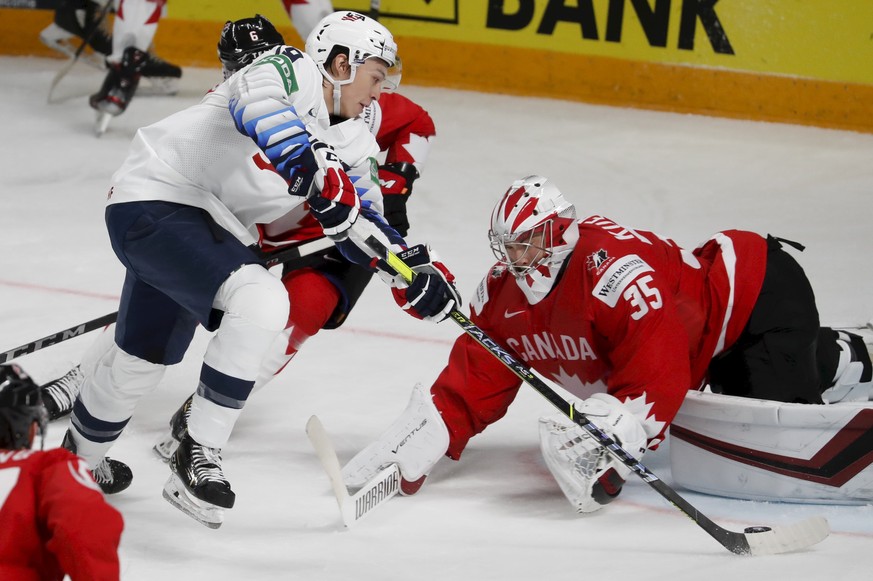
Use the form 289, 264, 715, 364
389, 244, 461, 323
379, 162, 419, 237
307, 141, 360, 236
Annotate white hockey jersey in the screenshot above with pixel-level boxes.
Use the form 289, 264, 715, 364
106, 46, 382, 247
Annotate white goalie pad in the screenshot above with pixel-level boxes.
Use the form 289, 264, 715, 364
670, 390, 873, 504
341, 383, 449, 491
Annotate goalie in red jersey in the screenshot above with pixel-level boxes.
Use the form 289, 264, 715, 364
0, 365, 123, 581
342, 174, 872, 513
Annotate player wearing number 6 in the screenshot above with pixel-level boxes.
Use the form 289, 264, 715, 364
343, 174, 872, 514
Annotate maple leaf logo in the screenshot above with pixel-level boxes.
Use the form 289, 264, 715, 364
586, 249, 609, 271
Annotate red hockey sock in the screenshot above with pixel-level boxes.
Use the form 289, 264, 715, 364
282, 268, 341, 354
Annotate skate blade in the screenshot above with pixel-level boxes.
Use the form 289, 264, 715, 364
163, 473, 224, 529
152, 432, 179, 462
95, 111, 114, 136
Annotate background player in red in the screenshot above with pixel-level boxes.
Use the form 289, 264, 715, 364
341, 174, 872, 513
0, 365, 123, 581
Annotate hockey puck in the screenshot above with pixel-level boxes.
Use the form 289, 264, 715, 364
744, 526, 772, 534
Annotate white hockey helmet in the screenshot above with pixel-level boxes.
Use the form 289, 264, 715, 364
305, 11, 400, 115
489, 175, 579, 304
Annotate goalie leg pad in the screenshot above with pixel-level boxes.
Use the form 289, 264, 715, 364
539, 393, 647, 513
341, 383, 449, 495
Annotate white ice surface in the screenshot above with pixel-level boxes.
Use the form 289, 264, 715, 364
1, 56, 872, 580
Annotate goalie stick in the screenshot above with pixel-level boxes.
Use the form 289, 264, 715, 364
0, 244, 306, 365
306, 415, 401, 526
363, 234, 830, 556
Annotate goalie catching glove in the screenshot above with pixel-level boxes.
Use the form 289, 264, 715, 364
342, 383, 449, 496
307, 140, 361, 236
381, 244, 461, 323
539, 393, 648, 514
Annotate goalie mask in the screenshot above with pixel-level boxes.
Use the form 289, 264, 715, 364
218, 15, 285, 80
0, 365, 48, 450
489, 175, 579, 304
305, 11, 401, 116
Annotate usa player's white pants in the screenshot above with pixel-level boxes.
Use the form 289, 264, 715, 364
71, 264, 288, 468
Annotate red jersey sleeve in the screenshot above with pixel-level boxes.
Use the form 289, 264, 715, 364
431, 315, 523, 460
37, 450, 123, 581
374, 92, 435, 166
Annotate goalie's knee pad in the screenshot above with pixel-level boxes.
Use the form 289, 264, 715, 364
822, 331, 872, 403
539, 393, 647, 514
341, 383, 449, 495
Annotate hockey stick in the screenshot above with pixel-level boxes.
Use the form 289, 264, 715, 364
47, 0, 114, 104
369, 0, 381, 20
0, 244, 306, 365
363, 235, 829, 556
0, 312, 117, 365
306, 415, 401, 526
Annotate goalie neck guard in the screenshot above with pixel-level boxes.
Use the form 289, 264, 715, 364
489, 175, 579, 304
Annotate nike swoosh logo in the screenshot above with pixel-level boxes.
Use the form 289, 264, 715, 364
504, 309, 525, 319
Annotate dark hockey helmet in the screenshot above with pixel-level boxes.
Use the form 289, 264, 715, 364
0, 364, 47, 450
217, 14, 285, 79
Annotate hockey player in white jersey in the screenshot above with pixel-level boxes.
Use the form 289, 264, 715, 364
34, 13, 437, 429
60, 11, 458, 528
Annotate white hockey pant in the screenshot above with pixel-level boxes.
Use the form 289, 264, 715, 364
73, 341, 167, 468
188, 264, 289, 449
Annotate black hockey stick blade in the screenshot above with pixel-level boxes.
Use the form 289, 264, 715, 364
363, 235, 830, 556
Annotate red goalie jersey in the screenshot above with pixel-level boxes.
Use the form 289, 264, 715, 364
432, 215, 768, 458
0, 448, 123, 581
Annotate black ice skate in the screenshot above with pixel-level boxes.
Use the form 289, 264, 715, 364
153, 394, 192, 461
139, 52, 183, 97
61, 429, 133, 494
90, 46, 148, 135
41, 365, 84, 421
39, 0, 112, 69
163, 433, 235, 529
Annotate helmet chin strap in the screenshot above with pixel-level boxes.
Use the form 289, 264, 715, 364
322, 62, 359, 118
331, 81, 342, 116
